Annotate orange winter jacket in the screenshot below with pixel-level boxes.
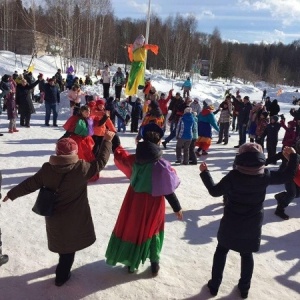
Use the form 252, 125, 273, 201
91, 108, 116, 136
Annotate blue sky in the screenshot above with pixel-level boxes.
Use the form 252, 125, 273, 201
110, 0, 300, 44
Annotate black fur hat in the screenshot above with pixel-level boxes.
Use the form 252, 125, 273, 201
141, 123, 164, 139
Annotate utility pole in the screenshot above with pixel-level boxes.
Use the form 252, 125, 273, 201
144, 0, 151, 72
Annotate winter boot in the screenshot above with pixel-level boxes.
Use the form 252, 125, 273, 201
240, 290, 249, 299
151, 261, 160, 276
274, 206, 289, 220
55, 272, 71, 287
207, 280, 218, 296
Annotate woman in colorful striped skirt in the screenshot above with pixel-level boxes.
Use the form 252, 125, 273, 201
195, 100, 219, 156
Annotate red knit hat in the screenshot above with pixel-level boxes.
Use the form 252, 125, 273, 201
56, 138, 78, 155
88, 101, 96, 108
96, 99, 105, 106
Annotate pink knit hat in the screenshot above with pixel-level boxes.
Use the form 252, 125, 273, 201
56, 138, 78, 155
235, 142, 265, 175
238, 142, 263, 154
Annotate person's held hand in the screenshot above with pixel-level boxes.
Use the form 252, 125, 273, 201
175, 210, 183, 220
283, 146, 296, 160
200, 162, 208, 172
104, 130, 115, 142
2, 195, 10, 202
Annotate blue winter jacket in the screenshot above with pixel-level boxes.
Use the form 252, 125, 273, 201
198, 108, 219, 138
176, 113, 195, 139
182, 79, 192, 89
44, 83, 60, 104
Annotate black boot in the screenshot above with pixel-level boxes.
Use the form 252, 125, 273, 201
240, 290, 248, 299
55, 272, 71, 287
274, 194, 289, 220
207, 279, 218, 296
274, 206, 289, 220
151, 261, 160, 276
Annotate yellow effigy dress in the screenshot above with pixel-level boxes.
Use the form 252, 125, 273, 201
125, 35, 158, 96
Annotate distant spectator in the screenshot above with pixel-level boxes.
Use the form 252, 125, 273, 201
112, 67, 125, 100
66, 72, 75, 90
44, 77, 60, 127
68, 84, 85, 114
101, 65, 111, 99
182, 77, 192, 98
262, 89, 267, 101
55, 69, 63, 91
264, 96, 271, 112
37, 73, 46, 102
24, 71, 35, 102
85, 75, 93, 86
190, 97, 201, 116
158, 92, 171, 131
127, 97, 143, 133
269, 99, 280, 117
234, 96, 252, 148
16, 78, 40, 127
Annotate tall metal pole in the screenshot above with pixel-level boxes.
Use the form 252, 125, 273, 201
145, 0, 151, 44
144, 0, 151, 73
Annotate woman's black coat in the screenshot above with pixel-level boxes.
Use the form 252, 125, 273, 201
16, 80, 39, 115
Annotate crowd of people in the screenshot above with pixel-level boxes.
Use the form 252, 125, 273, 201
1, 68, 300, 299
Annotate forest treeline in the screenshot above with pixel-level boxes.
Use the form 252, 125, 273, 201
0, 0, 299, 85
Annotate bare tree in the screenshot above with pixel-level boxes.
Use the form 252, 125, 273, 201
267, 58, 281, 87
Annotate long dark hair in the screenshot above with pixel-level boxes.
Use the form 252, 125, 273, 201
79, 105, 90, 127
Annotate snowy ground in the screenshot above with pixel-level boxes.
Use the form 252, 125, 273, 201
0, 52, 299, 299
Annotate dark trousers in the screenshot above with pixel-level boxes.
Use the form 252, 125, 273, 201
266, 141, 277, 161
117, 117, 126, 132
232, 115, 237, 130
276, 180, 300, 208
255, 136, 265, 151
92, 134, 119, 155
176, 139, 191, 164
189, 139, 197, 163
131, 117, 139, 132
238, 123, 247, 146
103, 83, 110, 99
165, 123, 178, 143
218, 122, 230, 143
115, 85, 122, 99
56, 252, 75, 282
210, 244, 254, 292
92, 135, 104, 157
20, 113, 31, 126
45, 102, 58, 125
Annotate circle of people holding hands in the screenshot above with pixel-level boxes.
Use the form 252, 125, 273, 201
1, 68, 300, 299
